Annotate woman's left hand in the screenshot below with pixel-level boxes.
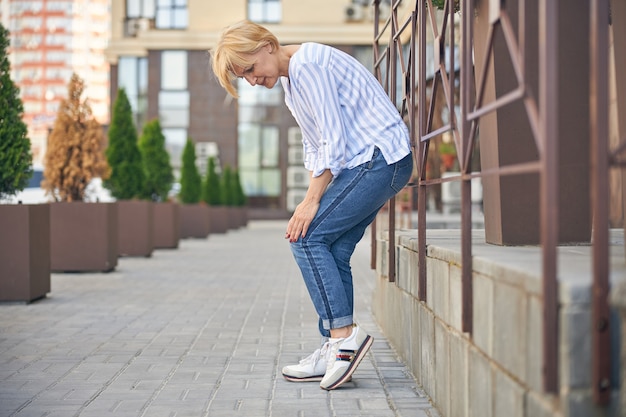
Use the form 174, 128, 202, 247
285, 199, 319, 243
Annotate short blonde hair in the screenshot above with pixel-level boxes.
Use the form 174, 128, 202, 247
210, 20, 280, 98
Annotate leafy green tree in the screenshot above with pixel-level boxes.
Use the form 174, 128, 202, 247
178, 138, 202, 204
42, 73, 110, 202
105, 88, 145, 200
233, 169, 247, 207
201, 156, 221, 205
219, 165, 234, 206
0, 23, 32, 200
139, 119, 173, 201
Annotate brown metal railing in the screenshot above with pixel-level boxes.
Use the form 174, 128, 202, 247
372, 0, 613, 404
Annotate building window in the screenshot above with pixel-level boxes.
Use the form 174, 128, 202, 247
118, 56, 148, 131
160, 50, 188, 170
155, 0, 187, 29
248, 0, 281, 23
237, 80, 282, 197
126, 0, 155, 18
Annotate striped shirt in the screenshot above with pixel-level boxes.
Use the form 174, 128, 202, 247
281, 42, 411, 178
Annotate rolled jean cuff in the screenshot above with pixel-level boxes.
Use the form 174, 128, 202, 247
322, 315, 353, 331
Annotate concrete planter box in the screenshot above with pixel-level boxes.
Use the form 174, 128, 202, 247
153, 202, 180, 249
117, 200, 153, 257
50, 202, 118, 272
179, 203, 210, 239
208, 206, 229, 234
0, 204, 51, 302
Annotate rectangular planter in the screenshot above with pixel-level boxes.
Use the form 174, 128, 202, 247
117, 200, 154, 257
179, 203, 210, 239
50, 202, 118, 272
208, 206, 229, 234
153, 202, 180, 249
0, 204, 50, 302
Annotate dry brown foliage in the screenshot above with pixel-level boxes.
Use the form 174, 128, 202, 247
42, 73, 110, 202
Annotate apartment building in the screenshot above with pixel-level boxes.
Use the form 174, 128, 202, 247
105, 0, 397, 215
1, 0, 110, 166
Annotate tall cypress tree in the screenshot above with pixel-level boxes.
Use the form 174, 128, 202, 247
105, 88, 145, 200
233, 169, 247, 207
201, 156, 221, 205
219, 165, 234, 206
139, 119, 173, 201
178, 138, 202, 204
0, 23, 33, 200
42, 73, 110, 202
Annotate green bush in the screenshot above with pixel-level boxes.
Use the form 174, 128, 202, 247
105, 88, 145, 200
219, 165, 234, 206
233, 169, 247, 207
139, 119, 174, 201
0, 23, 32, 200
179, 138, 202, 204
201, 156, 221, 205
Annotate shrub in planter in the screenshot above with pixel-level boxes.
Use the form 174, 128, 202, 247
179, 138, 210, 238
106, 88, 153, 257
139, 119, 178, 248
202, 156, 228, 234
0, 22, 50, 302
42, 73, 117, 272
232, 168, 249, 228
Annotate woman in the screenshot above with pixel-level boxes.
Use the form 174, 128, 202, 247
211, 20, 413, 390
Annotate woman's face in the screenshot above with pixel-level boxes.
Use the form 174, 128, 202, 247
232, 44, 280, 89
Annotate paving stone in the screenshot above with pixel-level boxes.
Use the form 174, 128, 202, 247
0, 221, 438, 417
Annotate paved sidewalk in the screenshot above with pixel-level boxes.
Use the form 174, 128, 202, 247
0, 220, 439, 417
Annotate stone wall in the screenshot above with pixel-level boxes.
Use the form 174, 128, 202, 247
371, 227, 622, 417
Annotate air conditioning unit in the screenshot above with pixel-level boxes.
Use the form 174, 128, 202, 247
377, 3, 391, 21
288, 127, 302, 145
345, 4, 365, 22
126, 18, 153, 37
287, 166, 310, 188
287, 189, 308, 212
288, 145, 304, 166
195, 141, 219, 160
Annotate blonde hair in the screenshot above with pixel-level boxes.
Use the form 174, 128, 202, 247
210, 20, 280, 98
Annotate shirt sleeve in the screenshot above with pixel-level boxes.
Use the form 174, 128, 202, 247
295, 62, 347, 178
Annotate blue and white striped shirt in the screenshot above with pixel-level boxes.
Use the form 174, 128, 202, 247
281, 42, 411, 178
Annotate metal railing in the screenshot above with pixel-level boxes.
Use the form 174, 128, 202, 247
371, 0, 613, 404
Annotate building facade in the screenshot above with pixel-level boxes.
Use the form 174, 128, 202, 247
1, 0, 110, 166
105, 0, 399, 216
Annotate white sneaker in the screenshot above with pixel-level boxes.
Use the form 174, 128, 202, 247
282, 343, 330, 382
319, 326, 373, 390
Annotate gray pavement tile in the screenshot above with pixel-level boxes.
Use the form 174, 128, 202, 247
0, 220, 438, 417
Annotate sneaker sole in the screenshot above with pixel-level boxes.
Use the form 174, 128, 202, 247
321, 335, 373, 390
282, 374, 324, 382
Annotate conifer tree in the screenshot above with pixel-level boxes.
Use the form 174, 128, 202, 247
138, 119, 173, 201
178, 138, 202, 204
105, 88, 145, 200
219, 165, 234, 206
233, 169, 247, 207
0, 23, 33, 200
42, 73, 110, 202
201, 156, 221, 205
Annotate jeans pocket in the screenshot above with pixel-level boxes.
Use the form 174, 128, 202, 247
391, 153, 414, 193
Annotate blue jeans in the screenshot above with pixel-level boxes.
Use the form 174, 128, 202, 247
290, 148, 413, 338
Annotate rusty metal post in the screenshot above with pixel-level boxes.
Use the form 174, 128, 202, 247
539, 0, 559, 395
461, 0, 474, 334
417, 0, 427, 302
590, 0, 611, 405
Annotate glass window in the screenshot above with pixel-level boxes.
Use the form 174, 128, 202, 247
161, 51, 187, 90
155, 0, 187, 29
248, 0, 281, 23
162, 128, 187, 169
118, 56, 148, 130
238, 123, 280, 197
127, 0, 155, 18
